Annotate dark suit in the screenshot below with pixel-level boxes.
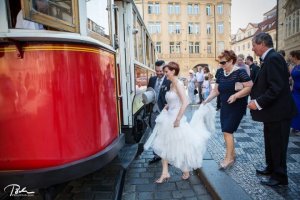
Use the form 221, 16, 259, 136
250, 49, 297, 183
249, 63, 260, 82
148, 76, 171, 111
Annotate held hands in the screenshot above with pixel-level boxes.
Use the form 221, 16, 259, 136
227, 94, 237, 104
174, 119, 180, 128
247, 100, 258, 110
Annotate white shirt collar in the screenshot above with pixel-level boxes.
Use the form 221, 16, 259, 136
261, 48, 273, 60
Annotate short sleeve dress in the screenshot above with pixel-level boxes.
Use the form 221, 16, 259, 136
216, 68, 251, 133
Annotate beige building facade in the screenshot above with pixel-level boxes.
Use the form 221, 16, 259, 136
231, 6, 277, 63
277, 0, 300, 55
135, 0, 232, 76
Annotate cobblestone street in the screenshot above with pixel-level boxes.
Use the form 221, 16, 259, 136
122, 150, 212, 200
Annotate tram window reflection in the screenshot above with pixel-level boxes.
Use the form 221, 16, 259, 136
15, 0, 49, 30
86, 0, 111, 44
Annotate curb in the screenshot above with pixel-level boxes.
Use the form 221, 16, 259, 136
197, 152, 252, 200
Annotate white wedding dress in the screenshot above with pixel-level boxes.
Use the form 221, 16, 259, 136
144, 87, 216, 171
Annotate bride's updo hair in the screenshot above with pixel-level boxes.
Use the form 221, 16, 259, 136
164, 61, 180, 76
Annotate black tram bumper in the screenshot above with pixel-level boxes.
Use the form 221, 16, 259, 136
0, 134, 125, 190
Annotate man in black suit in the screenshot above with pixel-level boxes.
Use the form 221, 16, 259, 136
248, 32, 297, 186
246, 55, 260, 82
147, 60, 171, 164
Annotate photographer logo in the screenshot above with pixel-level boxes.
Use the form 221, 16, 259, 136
4, 184, 35, 197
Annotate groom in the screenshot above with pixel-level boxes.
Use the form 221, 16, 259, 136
148, 60, 171, 164
248, 32, 297, 186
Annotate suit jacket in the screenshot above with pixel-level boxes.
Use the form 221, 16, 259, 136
249, 63, 260, 82
250, 49, 297, 122
148, 76, 171, 111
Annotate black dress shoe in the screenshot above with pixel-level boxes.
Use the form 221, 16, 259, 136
256, 168, 272, 176
261, 179, 288, 186
148, 156, 161, 164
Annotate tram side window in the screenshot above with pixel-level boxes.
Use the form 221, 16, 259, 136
7, 0, 79, 32
86, 0, 111, 44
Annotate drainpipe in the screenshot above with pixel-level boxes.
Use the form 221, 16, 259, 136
276, 0, 279, 51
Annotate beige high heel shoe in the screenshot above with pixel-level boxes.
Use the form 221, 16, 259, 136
181, 172, 190, 180
155, 173, 170, 183
219, 160, 235, 170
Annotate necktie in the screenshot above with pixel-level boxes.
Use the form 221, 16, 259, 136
155, 78, 162, 100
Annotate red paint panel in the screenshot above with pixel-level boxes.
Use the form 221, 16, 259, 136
0, 44, 119, 170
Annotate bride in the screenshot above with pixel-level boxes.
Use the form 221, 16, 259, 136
145, 62, 216, 183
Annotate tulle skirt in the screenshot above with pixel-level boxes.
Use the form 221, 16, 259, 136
144, 104, 216, 171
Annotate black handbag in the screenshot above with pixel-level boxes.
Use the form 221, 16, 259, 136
194, 89, 198, 95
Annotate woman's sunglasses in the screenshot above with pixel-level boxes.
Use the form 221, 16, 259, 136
219, 61, 228, 65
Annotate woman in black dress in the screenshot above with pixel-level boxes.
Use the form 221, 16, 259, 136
204, 50, 253, 169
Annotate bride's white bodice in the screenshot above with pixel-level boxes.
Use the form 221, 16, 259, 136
166, 90, 182, 110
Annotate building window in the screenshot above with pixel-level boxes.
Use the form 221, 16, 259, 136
206, 23, 211, 35
175, 42, 181, 53
174, 3, 180, 14
285, 9, 300, 38
217, 41, 224, 54
170, 42, 175, 53
194, 23, 200, 34
217, 4, 223, 15
168, 3, 173, 14
189, 42, 194, 53
168, 3, 180, 14
169, 42, 180, 53
155, 42, 161, 53
217, 22, 224, 34
207, 42, 212, 54
148, 2, 160, 14
148, 22, 160, 34
195, 42, 200, 53
187, 4, 193, 15
168, 23, 174, 33
169, 22, 180, 34
175, 23, 181, 33
188, 23, 193, 34
296, 10, 300, 33
206, 4, 211, 16
188, 23, 200, 34
194, 4, 199, 14
243, 44, 245, 50
188, 3, 199, 15
248, 42, 250, 49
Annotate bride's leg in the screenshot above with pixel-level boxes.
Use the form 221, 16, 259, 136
156, 159, 170, 183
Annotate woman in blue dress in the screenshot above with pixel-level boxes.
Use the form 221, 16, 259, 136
289, 50, 300, 134
204, 50, 253, 169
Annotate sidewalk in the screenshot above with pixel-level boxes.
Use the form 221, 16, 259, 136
204, 106, 300, 200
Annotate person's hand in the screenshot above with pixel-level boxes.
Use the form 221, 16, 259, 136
163, 105, 169, 111
174, 119, 180, 128
227, 94, 237, 104
247, 100, 258, 110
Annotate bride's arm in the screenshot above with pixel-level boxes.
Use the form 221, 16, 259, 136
174, 82, 189, 127
203, 83, 220, 104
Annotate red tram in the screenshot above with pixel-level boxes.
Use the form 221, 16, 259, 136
0, 0, 155, 190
